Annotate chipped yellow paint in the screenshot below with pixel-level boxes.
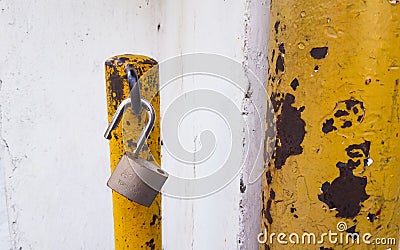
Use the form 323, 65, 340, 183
105, 55, 161, 250
262, 1, 400, 249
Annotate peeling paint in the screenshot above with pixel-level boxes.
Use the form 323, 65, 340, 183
310, 47, 328, 59
322, 99, 365, 134
290, 78, 299, 91
318, 159, 369, 218
275, 55, 285, 74
322, 118, 337, 134
274, 94, 306, 169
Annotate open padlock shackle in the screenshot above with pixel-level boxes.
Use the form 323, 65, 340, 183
104, 97, 156, 158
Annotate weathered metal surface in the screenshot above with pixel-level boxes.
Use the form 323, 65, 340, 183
105, 55, 161, 250
261, 1, 400, 249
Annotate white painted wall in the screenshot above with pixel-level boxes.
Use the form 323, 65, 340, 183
158, 1, 270, 250
0, 0, 269, 249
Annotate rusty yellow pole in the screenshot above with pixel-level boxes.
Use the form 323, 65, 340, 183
105, 55, 161, 250
262, 1, 399, 249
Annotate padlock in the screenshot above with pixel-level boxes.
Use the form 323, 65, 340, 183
104, 97, 168, 207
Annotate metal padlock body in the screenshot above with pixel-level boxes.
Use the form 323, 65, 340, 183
105, 96, 169, 207
107, 153, 168, 207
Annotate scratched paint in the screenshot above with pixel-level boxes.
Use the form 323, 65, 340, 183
105, 55, 161, 250
261, 0, 400, 249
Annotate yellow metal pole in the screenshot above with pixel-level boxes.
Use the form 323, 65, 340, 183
105, 55, 161, 250
262, 1, 400, 249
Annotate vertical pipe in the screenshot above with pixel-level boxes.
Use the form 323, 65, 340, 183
105, 55, 161, 249
261, 1, 400, 249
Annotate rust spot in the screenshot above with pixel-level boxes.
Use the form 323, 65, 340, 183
145, 238, 155, 250
105, 59, 114, 67
150, 214, 158, 226
322, 118, 337, 134
278, 43, 285, 54
310, 47, 328, 59
290, 78, 299, 91
334, 110, 349, 118
270, 92, 283, 112
109, 67, 125, 110
345, 99, 364, 110
266, 170, 272, 184
318, 159, 369, 218
275, 94, 306, 169
345, 141, 371, 158
346, 225, 359, 240
271, 49, 276, 63
118, 57, 130, 63
270, 189, 276, 200
367, 212, 377, 222
275, 54, 285, 74
341, 120, 352, 128
274, 21, 280, 34
265, 199, 273, 224
323, 98, 365, 133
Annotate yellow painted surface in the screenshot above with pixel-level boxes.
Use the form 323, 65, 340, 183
261, 1, 400, 249
105, 55, 161, 250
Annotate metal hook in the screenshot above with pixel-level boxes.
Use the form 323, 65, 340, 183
104, 98, 155, 157
126, 65, 142, 115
